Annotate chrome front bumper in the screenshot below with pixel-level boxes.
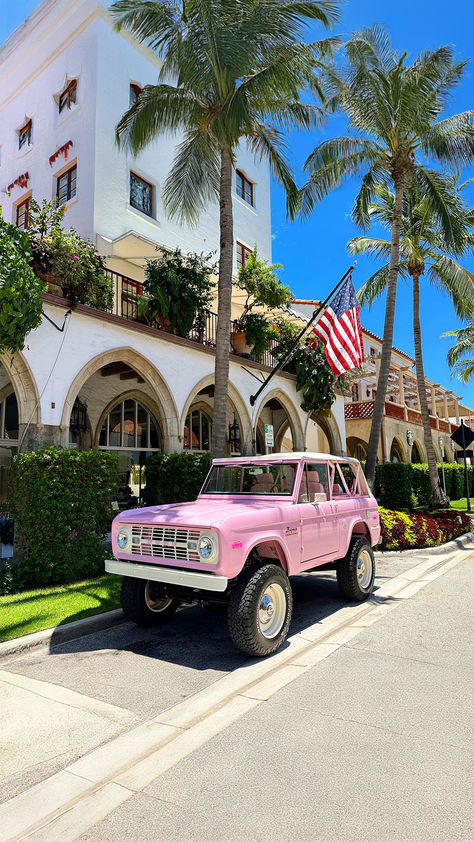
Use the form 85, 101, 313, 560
105, 559, 229, 593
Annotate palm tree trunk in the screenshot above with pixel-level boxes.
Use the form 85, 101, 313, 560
212, 146, 234, 457
412, 270, 448, 508
364, 173, 405, 490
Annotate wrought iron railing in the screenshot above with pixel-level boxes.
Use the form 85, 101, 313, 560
105, 269, 274, 367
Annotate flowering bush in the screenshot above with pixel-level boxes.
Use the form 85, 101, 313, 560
27, 199, 113, 310
378, 507, 471, 551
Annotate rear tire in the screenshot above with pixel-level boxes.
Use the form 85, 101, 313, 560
228, 563, 293, 657
337, 537, 375, 601
121, 577, 179, 626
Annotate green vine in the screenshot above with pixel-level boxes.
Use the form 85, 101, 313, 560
293, 342, 336, 413
0, 213, 45, 354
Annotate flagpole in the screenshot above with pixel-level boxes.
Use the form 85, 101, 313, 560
249, 265, 355, 407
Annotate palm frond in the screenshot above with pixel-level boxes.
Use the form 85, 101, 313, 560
162, 127, 220, 224
115, 84, 203, 152
421, 111, 474, 168
427, 258, 474, 319
247, 122, 299, 218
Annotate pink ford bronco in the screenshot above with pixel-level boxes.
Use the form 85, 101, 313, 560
106, 453, 380, 657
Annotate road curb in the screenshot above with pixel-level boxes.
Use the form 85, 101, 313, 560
0, 608, 125, 660
374, 529, 474, 559
2, 530, 473, 661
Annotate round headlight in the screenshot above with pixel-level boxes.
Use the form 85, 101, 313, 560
117, 529, 130, 550
198, 536, 213, 559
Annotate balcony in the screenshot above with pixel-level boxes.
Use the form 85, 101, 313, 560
105, 270, 276, 368
345, 399, 456, 433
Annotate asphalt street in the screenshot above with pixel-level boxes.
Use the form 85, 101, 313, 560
1, 549, 472, 841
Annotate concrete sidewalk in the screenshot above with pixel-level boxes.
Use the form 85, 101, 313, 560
77, 555, 473, 842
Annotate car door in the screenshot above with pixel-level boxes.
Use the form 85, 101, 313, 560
331, 461, 367, 551
297, 462, 339, 565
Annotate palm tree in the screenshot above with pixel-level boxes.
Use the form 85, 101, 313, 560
348, 176, 474, 507
110, 0, 340, 457
300, 24, 474, 488
444, 323, 474, 382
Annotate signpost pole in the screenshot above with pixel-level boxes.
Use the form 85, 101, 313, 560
461, 421, 471, 512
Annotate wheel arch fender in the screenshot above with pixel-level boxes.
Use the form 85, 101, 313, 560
341, 520, 371, 556
243, 535, 291, 573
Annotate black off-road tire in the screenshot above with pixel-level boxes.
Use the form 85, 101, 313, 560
228, 563, 293, 657
121, 577, 179, 626
337, 537, 375, 602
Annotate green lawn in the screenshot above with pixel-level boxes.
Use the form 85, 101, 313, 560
0, 575, 122, 643
450, 498, 474, 512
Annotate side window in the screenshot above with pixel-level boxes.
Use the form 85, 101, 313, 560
299, 463, 329, 503
334, 462, 362, 496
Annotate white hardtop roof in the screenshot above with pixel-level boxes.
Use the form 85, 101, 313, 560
212, 452, 360, 465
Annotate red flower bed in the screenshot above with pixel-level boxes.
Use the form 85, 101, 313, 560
378, 507, 472, 551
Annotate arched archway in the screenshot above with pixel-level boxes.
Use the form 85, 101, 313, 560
254, 390, 305, 453
390, 436, 406, 462
181, 375, 252, 455
411, 439, 424, 463
61, 348, 179, 450
347, 436, 368, 461
1, 352, 40, 452
305, 411, 343, 455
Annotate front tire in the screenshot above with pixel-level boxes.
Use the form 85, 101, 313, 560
121, 577, 179, 626
228, 563, 293, 657
337, 537, 375, 601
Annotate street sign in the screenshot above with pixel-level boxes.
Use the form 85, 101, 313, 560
264, 424, 274, 447
450, 422, 474, 449
450, 422, 473, 511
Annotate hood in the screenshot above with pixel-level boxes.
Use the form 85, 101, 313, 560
114, 497, 290, 530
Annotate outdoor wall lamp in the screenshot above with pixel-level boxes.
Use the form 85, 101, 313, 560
228, 415, 241, 451
70, 398, 88, 434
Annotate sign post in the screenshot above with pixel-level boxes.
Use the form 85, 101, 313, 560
438, 437, 446, 497
450, 421, 474, 511
264, 424, 274, 454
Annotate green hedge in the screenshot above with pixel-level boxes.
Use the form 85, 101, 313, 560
8, 447, 118, 590
376, 461, 473, 509
145, 452, 212, 505
376, 462, 413, 510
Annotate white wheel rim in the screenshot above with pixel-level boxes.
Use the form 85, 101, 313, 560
258, 583, 287, 639
144, 581, 173, 613
357, 549, 373, 590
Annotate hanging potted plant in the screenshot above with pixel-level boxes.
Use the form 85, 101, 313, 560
230, 249, 294, 356
138, 248, 215, 337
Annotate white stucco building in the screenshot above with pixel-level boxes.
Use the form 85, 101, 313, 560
0, 0, 346, 502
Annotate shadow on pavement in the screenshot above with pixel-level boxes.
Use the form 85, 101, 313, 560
49, 571, 376, 672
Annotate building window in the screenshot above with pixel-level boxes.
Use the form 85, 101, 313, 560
16, 197, 29, 229
0, 393, 19, 441
129, 83, 142, 107
236, 170, 254, 206
57, 163, 77, 205
184, 409, 212, 451
58, 79, 77, 114
98, 399, 161, 451
236, 241, 252, 269
18, 119, 32, 150
130, 172, 153, 216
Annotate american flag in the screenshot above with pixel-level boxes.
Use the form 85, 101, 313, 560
312, 277, 364, 376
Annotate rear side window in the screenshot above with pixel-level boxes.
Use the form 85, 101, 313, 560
333, 462, 367, 497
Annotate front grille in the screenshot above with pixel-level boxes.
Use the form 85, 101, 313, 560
130, 525, 201, 562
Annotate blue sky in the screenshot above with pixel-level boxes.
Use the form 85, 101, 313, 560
2, 0, 474, 408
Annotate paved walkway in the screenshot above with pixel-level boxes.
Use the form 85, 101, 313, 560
78, 553, 473, 842
1, 548, 472, 841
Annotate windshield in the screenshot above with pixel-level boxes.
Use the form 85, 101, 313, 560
201, 463, 298, 495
